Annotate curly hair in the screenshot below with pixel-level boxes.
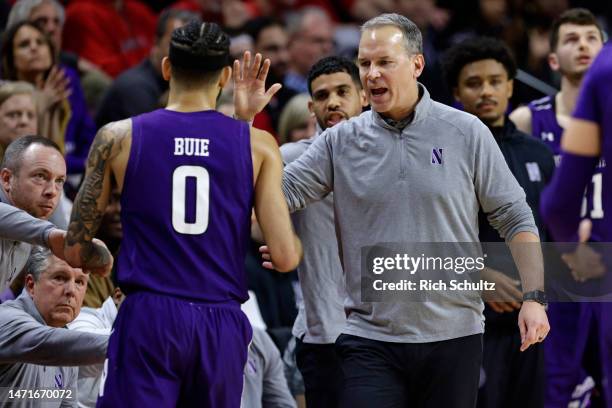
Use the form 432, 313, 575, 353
307, 56, 361, 95
442, 37, 517, 90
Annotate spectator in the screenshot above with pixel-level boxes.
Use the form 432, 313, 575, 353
7, 0, 99, 185
95, 9, 199, 128
277, 94, 316, 145
246, 17, 297, 134
0, 247, 108, 405
0, 81, 37, 157
62, 0, 156, 78
285, 7, 334, 93
1, 22, 69, 153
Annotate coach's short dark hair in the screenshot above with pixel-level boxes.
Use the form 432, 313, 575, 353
168, 21, 230, 85
2, 135, 62, 175
442, 37, 517, 90
550, 8, 604, 52
307, 56, 362, 95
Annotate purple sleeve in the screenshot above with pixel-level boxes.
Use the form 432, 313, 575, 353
540, 152, 598, 241
62, 65, 96, 175
573, 44, 611, 123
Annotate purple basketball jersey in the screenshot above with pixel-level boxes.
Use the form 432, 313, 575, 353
573, 42, 612, 243
529, 95, 564, 158
529, 94, 606, 241
118, 109, 253, 303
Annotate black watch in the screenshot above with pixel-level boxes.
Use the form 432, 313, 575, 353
523, 290, 547, 306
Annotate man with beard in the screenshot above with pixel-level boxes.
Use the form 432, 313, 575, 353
280, 56, 367, 408
510, 9, 607, 407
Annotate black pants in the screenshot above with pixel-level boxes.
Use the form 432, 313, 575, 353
477, 310, 544, 408
295, 338, 343, 408
335, 333, 483, 408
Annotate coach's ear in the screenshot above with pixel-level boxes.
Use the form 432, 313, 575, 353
0, 168, 13, 194
161, 57, 172, 81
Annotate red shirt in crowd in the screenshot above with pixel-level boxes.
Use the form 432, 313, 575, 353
62, 0, 157, 77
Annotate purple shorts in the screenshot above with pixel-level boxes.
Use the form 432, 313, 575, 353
97, 292, 252, 408
545, 302, 612, 407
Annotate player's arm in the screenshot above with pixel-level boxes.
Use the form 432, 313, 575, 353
252, 128, 302, 272
509, 106, 532, 135
541, 52, 604, 241
561, 118, 601, 157
64, 120, 130, 275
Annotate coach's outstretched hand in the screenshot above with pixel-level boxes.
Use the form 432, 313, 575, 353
233, 51, 282, 122
518, 301, 550, 352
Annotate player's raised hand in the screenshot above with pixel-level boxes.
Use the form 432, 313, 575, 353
518, 301, 550, 351
233, 51, 282, 122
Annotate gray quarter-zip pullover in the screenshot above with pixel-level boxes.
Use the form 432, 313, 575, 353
282, 85, 538, 343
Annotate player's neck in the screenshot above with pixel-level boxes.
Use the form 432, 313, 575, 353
557, 76, 581, 117
166, 87, 218, 112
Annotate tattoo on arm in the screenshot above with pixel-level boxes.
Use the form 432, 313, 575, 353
66, 121, 128, 267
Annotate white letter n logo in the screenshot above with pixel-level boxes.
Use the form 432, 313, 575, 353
431, 148, 443, 165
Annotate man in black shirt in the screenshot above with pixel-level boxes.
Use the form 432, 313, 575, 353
443, 37, 555, 408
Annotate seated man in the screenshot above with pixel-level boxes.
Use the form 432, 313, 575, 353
0, 136, 68, 295
0, 247, 108, 406
0, 136, 112, 299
